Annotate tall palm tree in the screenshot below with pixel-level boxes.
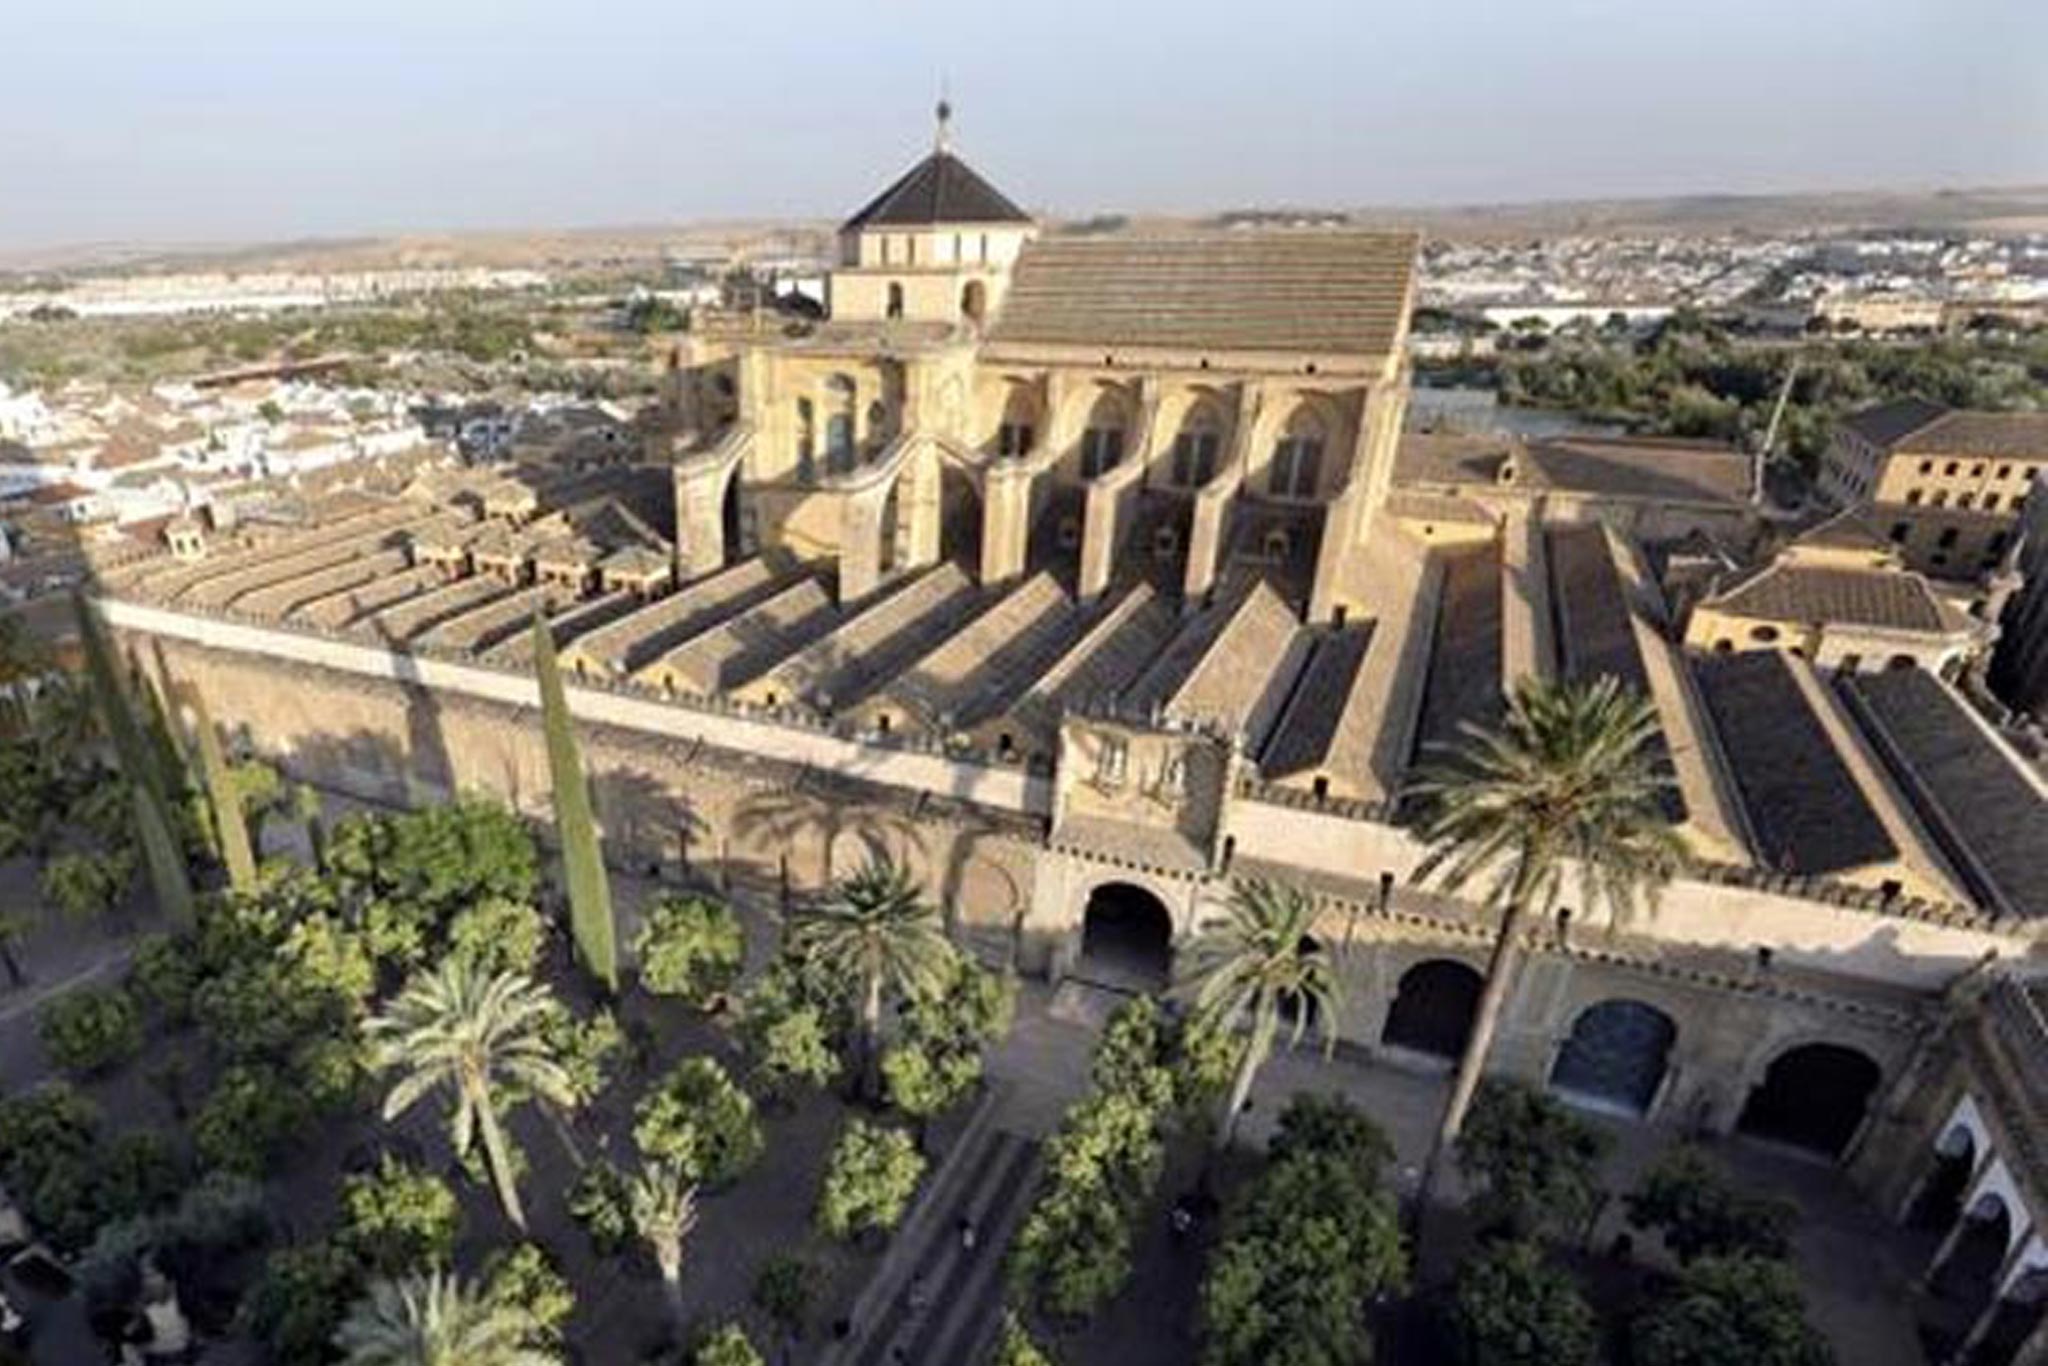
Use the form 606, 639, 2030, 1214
1410, 675, 1684, 1214
367, 957, 576, 1231
789, 857, 952, 1100
1181, 879, 1341, 1152
334, 1271, 555, 1366
628, 1159, 699, 1324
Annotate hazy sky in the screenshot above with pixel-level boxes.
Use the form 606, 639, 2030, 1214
5, 0, 2046, 249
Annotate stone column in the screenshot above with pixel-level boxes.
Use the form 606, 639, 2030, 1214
980, 462, 1033, 587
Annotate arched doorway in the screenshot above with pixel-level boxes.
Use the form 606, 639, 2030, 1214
961, 280, 987, 326
1549, 999, 1677, 1117
1736, 1042, 1881, 1157
1966, 1268, 2048, 1366
1926, 1193, 2015, 1354
1381, 959, 1482, 1061
1076, 882, 1173, 994
1277, 936, 1324, 1031
720, 474, 744, 566
1908, 1124, 1978, 1232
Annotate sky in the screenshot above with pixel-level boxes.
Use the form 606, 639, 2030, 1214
4, 0, 2046, 250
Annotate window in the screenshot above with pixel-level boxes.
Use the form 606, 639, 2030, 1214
952, 233, 963, 262
1931, 491, 1950, 508
979, 234, 989, 263
825, 375, 857, 473
1268, 408, 1327, 499
1983, 494, 2001, 512
1944, 461, 1960, 476
1988, 531, 2011, 556
1889, 522, 1909, 543
1956, 493, 1973, 510
997, 423, 1034, 457
1171, 402, 1224, 487
1971, 464, 1986, 477
1937, 527, 1960, 549
885, 282, 904, 320
1095, 735, 1128, 787
1998, 464, 2014, 480
881, 236, 893, 266
795, 398, 815, 479
1905, 489, 1924, 506
1081, 427, 1123, 477
1749, 624, 1781, 643
1918, 460, 1933, 475
906, 236, 917, 265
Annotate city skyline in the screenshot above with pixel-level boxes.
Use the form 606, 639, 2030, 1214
5, 0, 2047, 251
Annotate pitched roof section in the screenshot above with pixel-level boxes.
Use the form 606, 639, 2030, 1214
989, 232, 1417, 359
1840, 668, 2048, 920
1394, 432, 1752, 505
1693, 652, 1898, 876
1899, 411, 2048, 460
842, 151, 1031, 229
1841, 397, 1949, 449
1705, 563, 1963, 634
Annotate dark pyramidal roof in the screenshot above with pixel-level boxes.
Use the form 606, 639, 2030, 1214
843, 150, 1031, 230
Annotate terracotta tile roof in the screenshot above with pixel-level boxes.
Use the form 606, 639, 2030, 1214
1841, 668, 2048, 920
989, 232, 1417, 358
1792, 508, 1893, 554
1896, 410, 2048, 460
843, 150, 1031, 229
1396, 432, 1752, 505
1840, 397, 1949, 449
1693, 652, 1897, 876
1705, 563, 1961, 634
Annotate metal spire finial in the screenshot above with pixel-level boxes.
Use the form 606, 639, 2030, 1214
935, 89, 953, 155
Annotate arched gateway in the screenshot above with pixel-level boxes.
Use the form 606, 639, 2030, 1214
1736, 1042, 1881, 1158
1381, 959, 1482, 1060
1075, 882, 1174, 994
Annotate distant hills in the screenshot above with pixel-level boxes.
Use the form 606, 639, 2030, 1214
5, 184, 2045, 279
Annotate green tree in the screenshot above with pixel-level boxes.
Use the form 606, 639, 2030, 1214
189, 688, 257, 891
245, 1239, 364, 1366
294, 781, 328, 871
447, 898, 548, 978
790, 858, 952, 1099
333, 1271, 556, 1365
884, 953, 1016, 1128
993, 1311, 1057, 1366
1198, 1096, 1407, 1366
634, 893, 744, 1004
1411, 676, 1683, 1214
481, 1243, 573, 1349
816, 1120, 925, 1241
338, 1156, 461, 1276
39, 848, 135, 922
1456, 1080, 1611, 1242
633, 1056, 763, 1188
567, 1157, 634, 1257
1626, 1147, 1796, 1264
627, 1160, 698, 1322
193, 1063, 314, 1175
1632, 1256, 1833, 1366
1450, 1240, 1598, 1366
72, 593, 192, 926
37, 985, 143, 1076
531, 616, 617, 991
751, 1253, 813, 1340
367, 958, 576, 1231
738, 963, 842, 1101
695, 1323, 765, 1366
1180, 879, 1339, 1151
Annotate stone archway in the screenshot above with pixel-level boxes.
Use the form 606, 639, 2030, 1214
1966, 1268, 2048, 1366
1075, 881, 1174, 994
1381, 959, 1482, 1061
1927, 1193, 2017, 1353
1909, 1124, 1979, 1232
1736, 1041, 1881, 1157
1549, 999, 1677, 1118
961, 280, 987, 326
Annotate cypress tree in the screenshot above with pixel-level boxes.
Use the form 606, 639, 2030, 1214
72, 594, 194, 926
190, 689, 257, 892
531, 615, 617, 991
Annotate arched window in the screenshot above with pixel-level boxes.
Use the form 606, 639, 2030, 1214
1268, 407, 1327, 499
795, 398, 815, 480
867, 399, 888, 451
1080, 388, 1130, 478
1171, 400, 1224, 487
885, 282, 905, 320
996, 383, 1037, 457
824, 375, 857, 474
961, 280, 987, 325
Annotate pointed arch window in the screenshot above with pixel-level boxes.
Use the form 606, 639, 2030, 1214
1171, 401, 1224, 487
1269, 407, 1327, 499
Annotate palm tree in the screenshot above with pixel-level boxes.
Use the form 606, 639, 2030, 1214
367, 957, 576, 1231
789, 857, 952, 1100
628, 1160, 699, 1324
334, 1271, 554, 1366
1181, 879, 1341, 1152
1410, 675, 1685, 1215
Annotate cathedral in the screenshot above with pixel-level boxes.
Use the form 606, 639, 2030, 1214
93, 109, 2048, 1364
